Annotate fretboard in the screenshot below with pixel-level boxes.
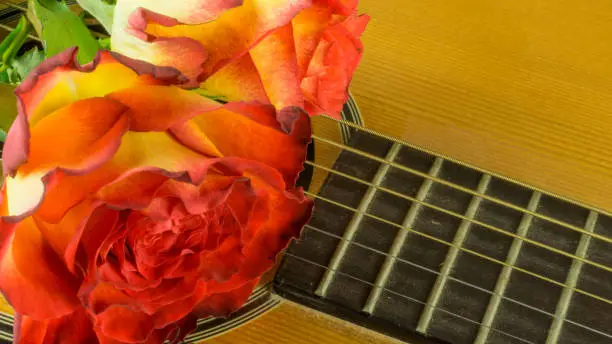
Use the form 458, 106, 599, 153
275, 125, 612, 344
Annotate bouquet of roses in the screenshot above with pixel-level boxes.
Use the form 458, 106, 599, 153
0, 0, 368, 343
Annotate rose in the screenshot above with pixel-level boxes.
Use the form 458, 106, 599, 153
110, 0, 369, 118
0, 48, 313, 343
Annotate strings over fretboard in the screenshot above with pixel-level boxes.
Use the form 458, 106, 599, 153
275, 116, 612, 344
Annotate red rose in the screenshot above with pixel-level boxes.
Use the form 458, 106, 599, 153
0, 48, 313, 343
110, 0, 370, 118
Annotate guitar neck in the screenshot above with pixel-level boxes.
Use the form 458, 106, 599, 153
275, 125, 612, 344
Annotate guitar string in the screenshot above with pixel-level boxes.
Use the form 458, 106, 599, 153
296, 223, 612, 341
304, 159, 612, 277
286, 250, 572, 344
303, 191, 612, 309
315, 115, 612, 247
0, 0, 607, 247
283, 252, 535, 344
0, 7, 607, 338
0, 6, 606, 254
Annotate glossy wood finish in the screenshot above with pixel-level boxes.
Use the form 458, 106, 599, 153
207, 0, 612, 341
2, 0, 612, 343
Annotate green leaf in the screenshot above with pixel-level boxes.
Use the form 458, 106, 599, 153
98, 37, 111, 50
0, 16, 30, 72
11, 47, 44, 80
0, 83, 18, 136
29, 0, 100, 63
76, 0, 115, 34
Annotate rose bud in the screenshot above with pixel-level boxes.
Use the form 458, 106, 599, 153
0, 47, 313, 344
110, 0, 370, 118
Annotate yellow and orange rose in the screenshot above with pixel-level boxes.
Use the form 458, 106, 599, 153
0, 48, 313, 343
111, 0, 369, 118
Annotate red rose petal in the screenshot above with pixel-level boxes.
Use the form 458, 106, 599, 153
14, 308, 97, 344
97, 171, 170, 210
172, 103, 310, 186
95, 306, 154, 343
192, 278, 259, 318
241, 187, 313, 279
0, 218, 80, 319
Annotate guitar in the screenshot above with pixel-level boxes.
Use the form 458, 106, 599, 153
3, 0, 612, 343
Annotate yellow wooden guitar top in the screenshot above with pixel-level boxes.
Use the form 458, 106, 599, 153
3, 0, 612, 343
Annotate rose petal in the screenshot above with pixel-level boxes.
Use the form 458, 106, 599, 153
200, 235, 245, 281
1, 98, 130, 220
39, 131, 207, 218
32, 199, 96, 269
107, 85, 222, 132
14, 308, 97, 344
0, 218, 80, 319
292, 2, 369, 118
241, 186, 313, 279
148, 314, 197, 344
3, 48, 183, 177
198, 54, 269, 103
15, 49, 147, 127
34, 167, 119, 224
113, 0, 311, 81
112, 131, 207, 175
326, 0, 358, 15
82, 281, 136, 315
122, 0, 244, 26
152, 175, 245, 215
292, 3, 333, 77
1, 172, 45, 222
72, 206, 120, 277
249, 23, 304, 109
21, 98, 130, 177
97, 171, 170, 210
96, 306, 154, 343
149, 282, 207, 328
192, 278, 258, 317
172, 103, 310, 186
94, 313, 197, 344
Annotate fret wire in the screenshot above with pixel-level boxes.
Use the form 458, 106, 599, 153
545, 211, 598, 344
0, 331, 11, 342
474, 191, 542, 344
303, 191, 612, 308
318, 114, 612, 220
417, 174, 491, 333
315, 143, 402, 297
0, 313, 12, 325
300, 223, 612, 341
305, 160, 612, 276
311, 132, 612, 248
285, 252, 536, 344
362, 157, 444, 314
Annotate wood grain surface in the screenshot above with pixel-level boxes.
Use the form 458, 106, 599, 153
213, 0, 612, 341
3, 0, 612, 343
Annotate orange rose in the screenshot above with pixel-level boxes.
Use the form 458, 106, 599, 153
111, 0, 369, 118
1, 48, 313, 343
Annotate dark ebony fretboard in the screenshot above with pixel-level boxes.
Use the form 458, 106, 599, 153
275, 130, 612, 344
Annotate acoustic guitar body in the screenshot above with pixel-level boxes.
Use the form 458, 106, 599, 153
2, 1, 612, 344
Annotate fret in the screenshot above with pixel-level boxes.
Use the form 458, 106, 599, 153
474, 191, 543, 344
416, 173, 492, 334
362, 157, 444, 314
314, 143, 403, 297
545, 211, 598, 344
